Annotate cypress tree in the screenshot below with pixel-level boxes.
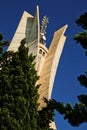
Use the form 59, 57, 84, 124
0, 39, 40, 130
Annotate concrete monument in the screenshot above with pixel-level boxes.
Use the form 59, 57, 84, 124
8, 6, 68, 129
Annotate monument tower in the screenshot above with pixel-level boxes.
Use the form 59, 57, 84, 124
8, 6, 68, 129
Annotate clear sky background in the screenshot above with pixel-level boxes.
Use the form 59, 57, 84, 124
0, 0, 87, 130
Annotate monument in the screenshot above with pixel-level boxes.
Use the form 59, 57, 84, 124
8, 6, 68, 129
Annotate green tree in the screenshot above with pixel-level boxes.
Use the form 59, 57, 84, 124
0, 33, 9, 59
0, 38, 39, 130
0, 38, 54, 130
38, 98, 55, 130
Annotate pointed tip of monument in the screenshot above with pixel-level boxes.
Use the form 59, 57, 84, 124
58, 24, 68, 31
64, 24, 68, 30
22, 10, 33, 18
64, 24, 68, 29
55, 24, 68, 35
62, 24, 68, 33
36, 5, 39, 8
35, 5, 39, 15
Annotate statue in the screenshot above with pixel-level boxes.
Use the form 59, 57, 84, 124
40, 16, 49, 44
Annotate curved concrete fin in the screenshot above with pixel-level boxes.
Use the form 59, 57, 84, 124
38, 25, 68, 107
47, 24, 68, 98
8, 11, 34, 52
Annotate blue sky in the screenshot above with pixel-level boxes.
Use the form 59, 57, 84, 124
0, 0, 87, 130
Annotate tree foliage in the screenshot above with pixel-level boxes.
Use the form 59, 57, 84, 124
0, 33, 9, 58
0, 38, 38, 129
75, 13, 87, 29
0, 37, 55, 130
